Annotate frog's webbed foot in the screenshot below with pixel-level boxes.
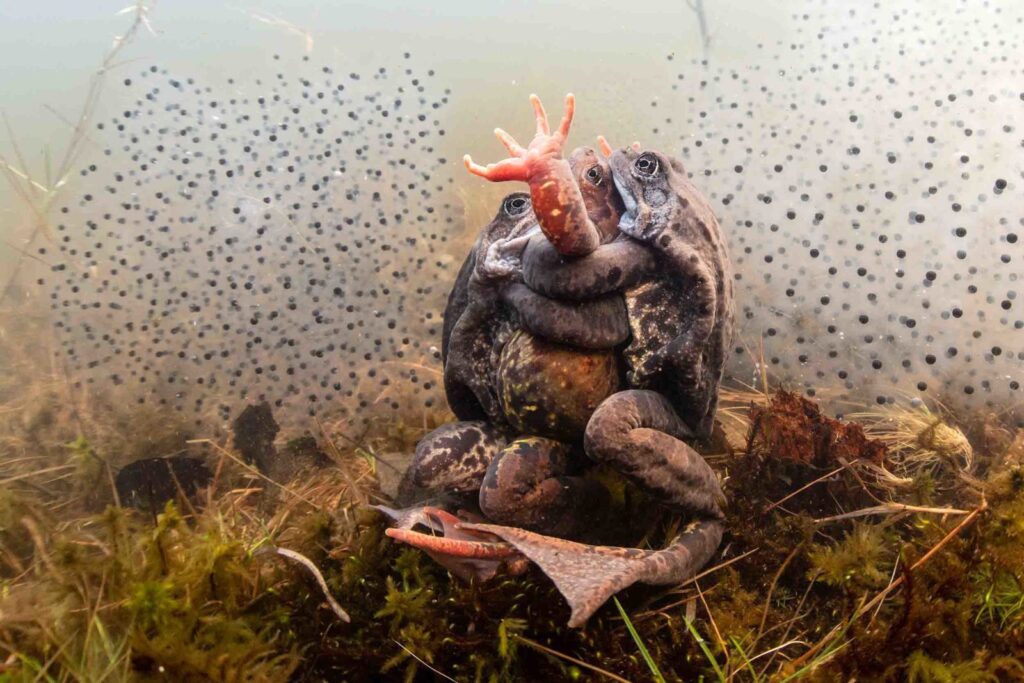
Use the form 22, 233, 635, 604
383, 506, 530, 581
384, 507, 722, 627
463, 94, 574, 183
461, 520, 723, 628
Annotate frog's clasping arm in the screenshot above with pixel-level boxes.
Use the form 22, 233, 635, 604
463, 94, 602, 257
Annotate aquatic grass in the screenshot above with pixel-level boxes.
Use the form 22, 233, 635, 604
682, 615, 725, 682
613, 596, 666, 683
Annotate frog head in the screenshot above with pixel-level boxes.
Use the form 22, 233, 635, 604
608, 146, 683, 242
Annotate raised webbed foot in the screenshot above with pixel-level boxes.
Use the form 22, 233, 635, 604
464, 94, 601, 256
462, 519, 723, 628
463, 93, 575, 183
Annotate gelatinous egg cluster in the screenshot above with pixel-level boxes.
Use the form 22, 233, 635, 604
652, 0, 1021, 418
42, 54, 457, 425
39, 0, 1021, 430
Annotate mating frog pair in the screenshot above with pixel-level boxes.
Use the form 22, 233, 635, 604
386, 94, 734, 627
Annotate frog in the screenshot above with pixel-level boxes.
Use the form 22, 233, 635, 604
401, 97, 644, 534
391, 95, 733, 628
401, 185, 626, 536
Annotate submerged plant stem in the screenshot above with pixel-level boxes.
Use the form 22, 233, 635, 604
256, 545, 350, 623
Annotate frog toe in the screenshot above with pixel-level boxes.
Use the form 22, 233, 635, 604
385, 527, 518, 559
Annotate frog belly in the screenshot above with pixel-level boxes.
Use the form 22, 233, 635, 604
496, 329, 623, 442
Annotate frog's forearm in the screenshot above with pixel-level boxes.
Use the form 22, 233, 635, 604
501, 283, 629, 349
528, 159, 601, 256
522, 234, 657, 300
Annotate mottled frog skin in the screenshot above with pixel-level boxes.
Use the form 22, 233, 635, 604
394, 95, 732, 629
610, 146, 734, 438
441, 191, 629, 436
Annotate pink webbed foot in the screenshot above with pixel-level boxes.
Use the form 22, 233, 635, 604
463, 93, 576, 183
381, 504, 722, 628
382, 506, 529, 581
461, 520, 723, 628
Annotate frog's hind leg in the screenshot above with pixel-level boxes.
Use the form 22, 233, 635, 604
501, 283, 630, 350
466, 389, 725, 627
478, 437, 610, 539
461, 520, 722, 628
397, 421, 506, 505
584, 390, 723, 518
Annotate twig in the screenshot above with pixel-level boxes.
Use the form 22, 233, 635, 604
758, 580, 816, 677
814, 502, 970, 524
0, 1, 153, 305
640, 548, 759, 619
0, 464, 75, 485
765, 466, 845, 512
256, 546, 350, 622
756, 543, 804, 644
390, 639, 457, 682
695, 580, 727, 661
319, 418, 400, 474
186, 438, 318, 507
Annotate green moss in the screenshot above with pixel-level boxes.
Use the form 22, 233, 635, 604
4, 386, 1024, 680
808, 523, 891, 590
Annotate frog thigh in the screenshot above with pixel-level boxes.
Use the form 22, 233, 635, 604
402, 421, 506, 497
583, 390, 723, 520
479, 437, 609, 538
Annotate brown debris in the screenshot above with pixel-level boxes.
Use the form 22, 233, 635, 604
747, 390, 887, 466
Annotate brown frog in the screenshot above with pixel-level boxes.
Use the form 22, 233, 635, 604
404, 99, 640, 537
391, 95, 733, 628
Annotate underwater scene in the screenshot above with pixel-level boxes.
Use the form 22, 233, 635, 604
0, 0, 1022, 680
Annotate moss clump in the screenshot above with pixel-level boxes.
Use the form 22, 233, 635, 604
808, 523, 891, 590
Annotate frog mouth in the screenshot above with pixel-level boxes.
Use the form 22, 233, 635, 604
612, 173, 640, 232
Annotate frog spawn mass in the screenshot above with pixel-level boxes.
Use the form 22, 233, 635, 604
42, 55, 457, 426
657, 0, 1023, 419
37, 0, 1023, 431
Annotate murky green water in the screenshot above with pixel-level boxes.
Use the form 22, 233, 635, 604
2, 0, 1021, 431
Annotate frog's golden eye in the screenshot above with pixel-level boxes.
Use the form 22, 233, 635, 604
633, 153, 660, 177
503, 194, 530, 217
584, 165, 604, 186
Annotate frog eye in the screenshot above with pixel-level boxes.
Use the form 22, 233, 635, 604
584, 165, 604, 186
503, 194, 530, 217
633, 153, 660, 177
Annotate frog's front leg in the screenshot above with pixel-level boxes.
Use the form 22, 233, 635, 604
479, 437, 609, 539
464, 94, 602, 256
398, 420, 506, 504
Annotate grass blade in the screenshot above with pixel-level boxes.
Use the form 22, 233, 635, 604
613, 597, 666, 683
683, 614, 726, 682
